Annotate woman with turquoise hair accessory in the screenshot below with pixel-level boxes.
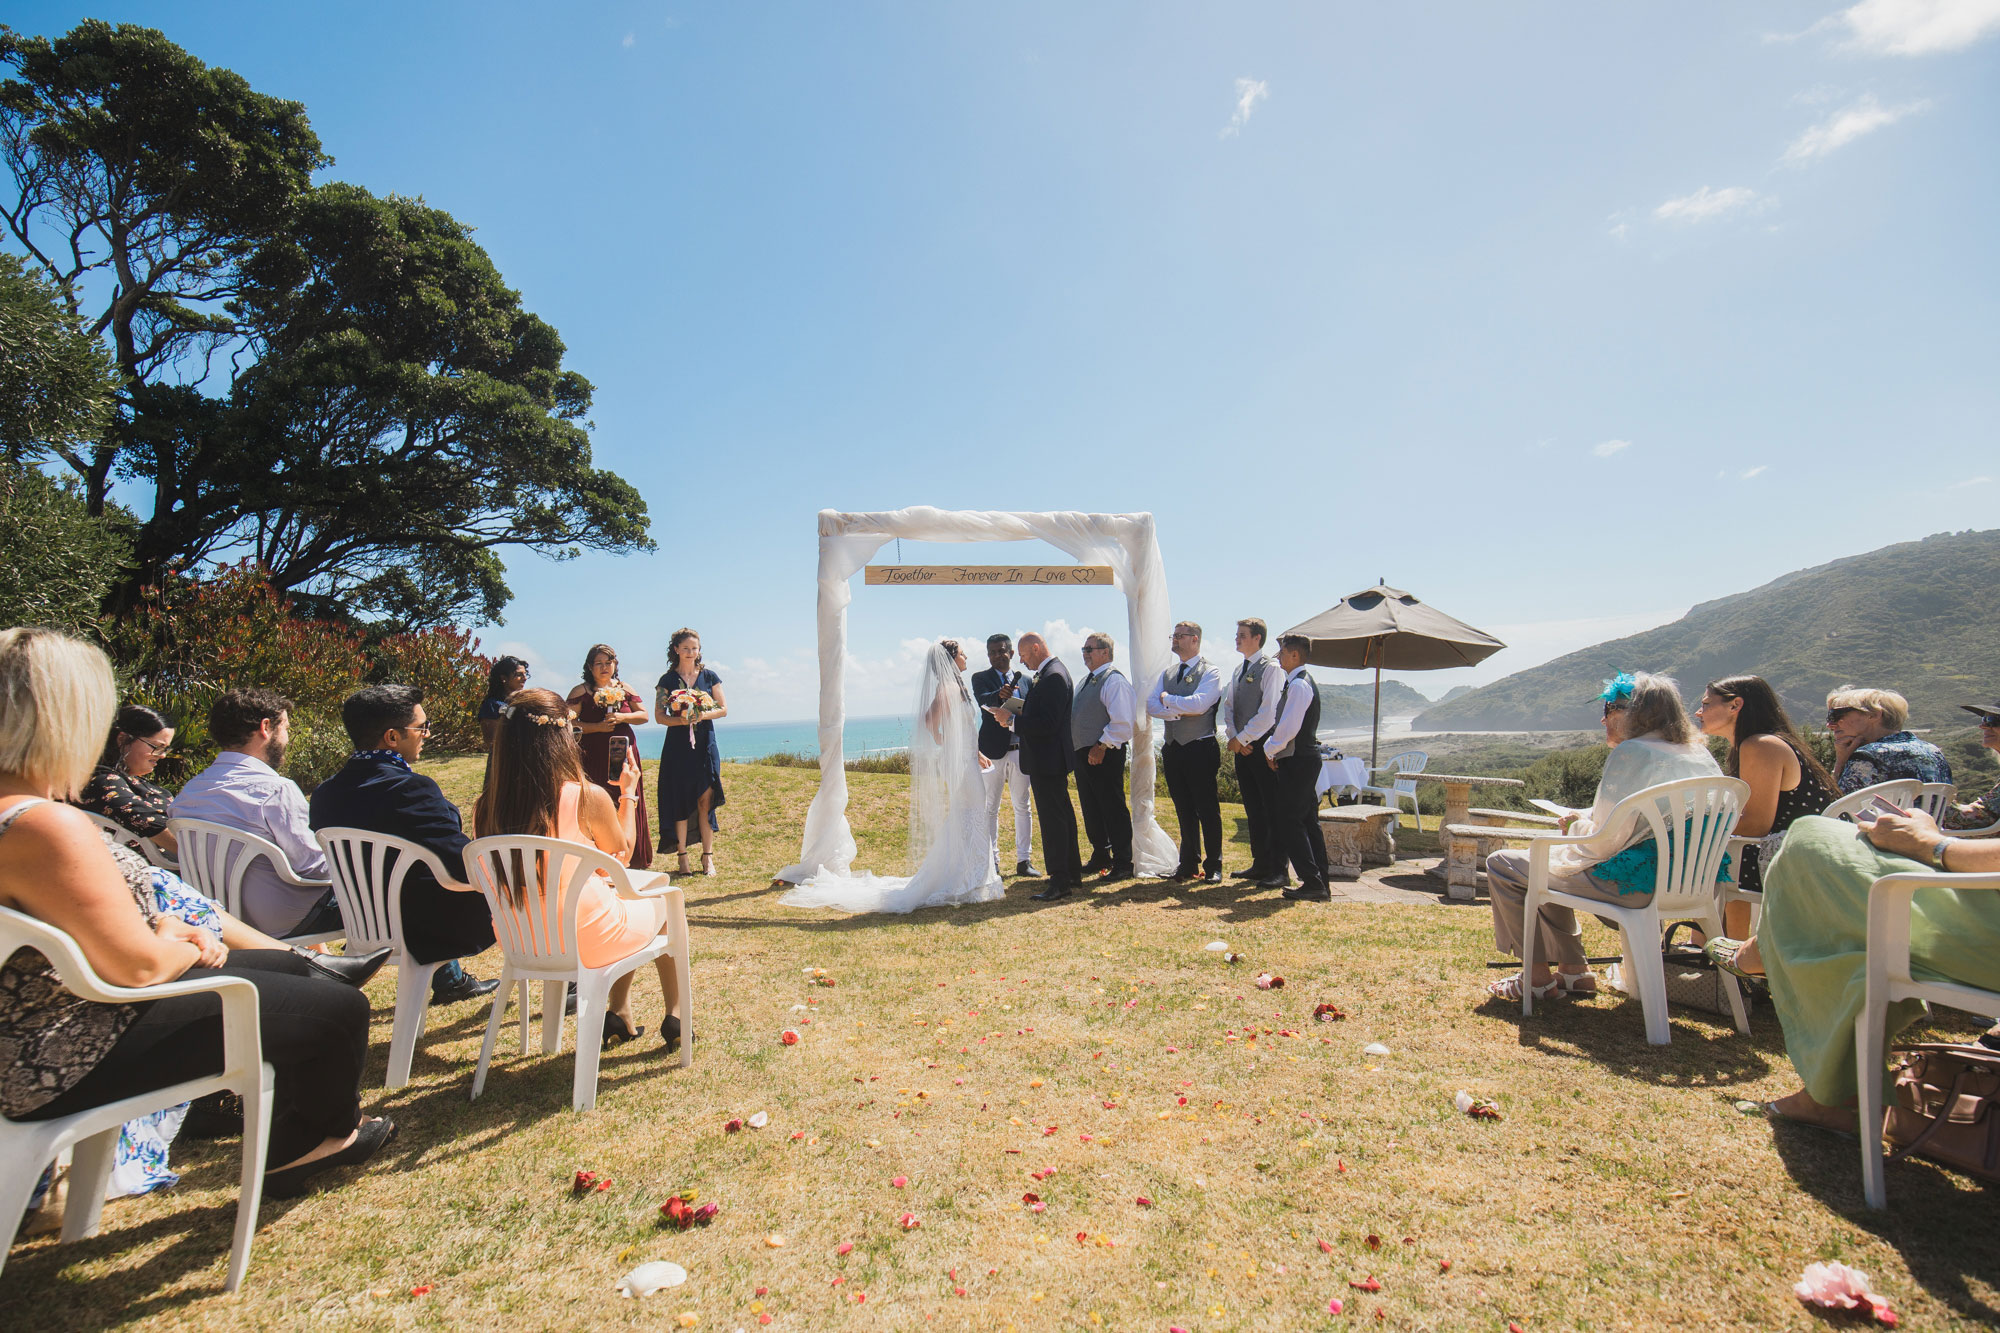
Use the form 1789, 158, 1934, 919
1482, 671, 1721, 1004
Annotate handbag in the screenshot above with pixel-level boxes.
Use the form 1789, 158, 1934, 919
1656, 921, 1760, 1016
1883, 1043, 2000, 1183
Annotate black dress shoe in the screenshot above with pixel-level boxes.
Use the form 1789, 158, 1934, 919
264, 1117, 399, 1200
1202, 869, 1225, 885
430, 972, 500, 1006
1016, 860, 1038, 878
1169, 866, 1200, 882
1256, 874, 1291, 890
1080, 859, 1111, 876
181, 1090, 244, 1139
293, 945, 392, 990
1029, 885, 1074, 901
1282, 882, 1332, 901
1234, 865, 1271, 880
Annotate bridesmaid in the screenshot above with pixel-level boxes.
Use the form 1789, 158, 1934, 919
655, 628, 727, 876
567, 643, 653, 870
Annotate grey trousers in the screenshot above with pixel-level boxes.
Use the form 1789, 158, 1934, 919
1485, 848, 1646, 972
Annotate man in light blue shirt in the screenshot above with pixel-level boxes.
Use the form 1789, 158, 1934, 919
172, 688, 337, 937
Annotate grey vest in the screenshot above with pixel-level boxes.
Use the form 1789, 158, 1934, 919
1071, 667, 1125, 750
1231, 656, 1271, 738
1162, 657, 1218, 745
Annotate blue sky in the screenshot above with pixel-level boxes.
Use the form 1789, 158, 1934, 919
16, 1, 1999, 722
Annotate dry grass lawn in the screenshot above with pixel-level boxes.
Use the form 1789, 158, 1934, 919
5, 758, 1997, 1330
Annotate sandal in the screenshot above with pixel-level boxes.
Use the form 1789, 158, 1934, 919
1488, 972, 1561, 1003
1555, 970, 1599, 996
675, 852, 692, 875
603, 1012, 645, 1049
701, 852, 716, 877
1761, 1097, 1858, 1140
1704, 937, 1765, 980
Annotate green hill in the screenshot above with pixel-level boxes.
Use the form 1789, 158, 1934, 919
1413, 528, 2000, 732
1316, 679, 1432, 725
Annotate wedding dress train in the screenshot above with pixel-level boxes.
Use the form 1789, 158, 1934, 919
780, 643, 1004, 913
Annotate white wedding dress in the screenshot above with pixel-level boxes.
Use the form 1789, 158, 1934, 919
780, 643, 1004, 913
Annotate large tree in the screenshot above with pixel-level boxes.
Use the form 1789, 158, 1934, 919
0, 249, 115, 464
1, 21, 652, 625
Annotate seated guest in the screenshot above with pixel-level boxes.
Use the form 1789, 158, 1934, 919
1694, 675, 1838, 934
1826, 687, 1951, 793
309, 685, 499, 1007
171, 688, 338, 939
480, 656, 529, 751
1482, 672, 1720, 1003
477, 688, 684, 1051
0, 628, 392, 1200
1748, 806, 2000, 1134
76, 703, 182, 859
1942, 697, 1999, 830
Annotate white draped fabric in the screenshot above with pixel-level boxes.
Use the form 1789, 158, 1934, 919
776, 507, 1178, 883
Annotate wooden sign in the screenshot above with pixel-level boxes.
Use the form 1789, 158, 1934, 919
864, 564, 1114, 587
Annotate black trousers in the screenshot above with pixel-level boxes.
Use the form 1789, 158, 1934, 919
1163, 737, 1224, 872
1276, 757, 1329, 888
401, 877, 498, 967
1072, 745, 1133, 870
1028, 771, 1082, 885
1235, 749, 1284, 872
23, 950, 370, 1166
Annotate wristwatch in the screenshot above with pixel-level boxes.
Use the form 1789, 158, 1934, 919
1932, 837, 1958, 871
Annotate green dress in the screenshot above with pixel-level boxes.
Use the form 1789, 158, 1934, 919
1762, 815, 2000, 1104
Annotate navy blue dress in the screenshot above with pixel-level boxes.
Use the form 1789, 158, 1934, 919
656, 667, 725, 849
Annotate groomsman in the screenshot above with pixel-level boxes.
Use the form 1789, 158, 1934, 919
1146, 621, 1225, 883
1219, 618, 1286, 885
973, 633, 1037, 877
1263, 633, 1331, 901
1072, 632, 1136, 881
1015, 632, 1083, 900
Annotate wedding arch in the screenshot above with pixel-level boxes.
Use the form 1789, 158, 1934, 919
777, 507, 1179, 883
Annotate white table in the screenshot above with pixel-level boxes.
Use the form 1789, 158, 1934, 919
1317, 755, 1370, 799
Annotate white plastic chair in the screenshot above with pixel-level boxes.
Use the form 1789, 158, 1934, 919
462, 835, 691, 1111
1364, 751, 1430, 831
0, 904, 274, 1291
317, 828, 469, 1090
1822, 779, 1925, 824
169, 817, 340, 947
1521, 775, 1750, 1045
1854, 869, 2000, 1209
77, 809, 177, 869
1910, 783, 1956, 824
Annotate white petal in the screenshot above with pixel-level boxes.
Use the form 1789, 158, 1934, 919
748, 1111, 769, 1128
616, 1261, 687, 1297
1363, 1042, 1391, 1056
1203, 940, 1229, 952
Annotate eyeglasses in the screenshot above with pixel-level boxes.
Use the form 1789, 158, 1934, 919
1602, 703, 1628, 718
1171, 630, 1196, 639
399, 722, 433, 736
133, 737, 174, 756
1979, 717, 2000, 729
1826, 707, 1861, 726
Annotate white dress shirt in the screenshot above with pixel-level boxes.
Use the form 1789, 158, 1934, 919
1146, 655, 1225, 720
1084, 664, 1137, 747
170, 750, 330, 935
1262, 666, 1319, 761
1220, 653, 1285, 744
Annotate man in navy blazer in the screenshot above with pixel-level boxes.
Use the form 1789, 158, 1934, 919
308, 685, 498, 1006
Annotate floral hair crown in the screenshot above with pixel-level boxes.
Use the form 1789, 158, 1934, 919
1599, 672, 1637, 705
500, 703, 566, 727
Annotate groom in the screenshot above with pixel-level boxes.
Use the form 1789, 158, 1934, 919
1014, 632, 1083, 900
973, 633, 1036, 877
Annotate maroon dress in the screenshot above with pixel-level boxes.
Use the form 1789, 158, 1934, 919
575, 685, 653, 870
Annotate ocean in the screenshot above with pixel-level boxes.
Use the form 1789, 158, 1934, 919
630, 715, 913, 762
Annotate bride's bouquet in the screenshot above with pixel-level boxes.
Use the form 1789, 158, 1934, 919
667, 688, 718, 748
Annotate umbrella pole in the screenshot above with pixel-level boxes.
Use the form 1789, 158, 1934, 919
1371, 662, 1382, 770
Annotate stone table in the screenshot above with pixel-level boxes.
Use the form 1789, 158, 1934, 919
1403, 772, 1527, 899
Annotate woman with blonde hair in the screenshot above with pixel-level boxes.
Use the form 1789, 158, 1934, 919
0, 629, 388, 1200
1824, 687, 1951, 793
478, 688, 684, 1051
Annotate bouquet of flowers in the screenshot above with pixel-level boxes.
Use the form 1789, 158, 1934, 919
593, 683, 629, 710
667, 688, 718, 748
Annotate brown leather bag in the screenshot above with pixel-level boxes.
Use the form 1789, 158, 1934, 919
1883, 1043, 2000, 1183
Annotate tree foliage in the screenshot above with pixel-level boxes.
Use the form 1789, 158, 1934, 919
0, 460, 129, 633
1, 20, 652, 626
0, 250, 115, 462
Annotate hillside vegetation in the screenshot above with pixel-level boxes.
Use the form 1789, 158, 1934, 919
1415, 528, 2000, 731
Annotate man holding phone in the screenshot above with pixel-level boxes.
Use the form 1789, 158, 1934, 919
310, 685, 499, 1006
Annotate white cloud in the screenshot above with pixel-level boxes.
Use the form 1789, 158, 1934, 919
1593, 439, 1632, 458
1783, 93, 1928, 162
1220, 78, 1268, 138
1740, 465, 1770, 479
1607, 217, 1631, 241
1836, 0, 2000, 55
621, 31, 636, 48
1952, 474, 1994, 488
1654, 185, 1764, 223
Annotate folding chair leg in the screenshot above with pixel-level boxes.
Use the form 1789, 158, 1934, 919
228, 1062, 275, 1293
1705, 912, 1751, 1036
0, 1145, 50, 1279
60, 1126, 118, 1242
386, 961, 442, 1090
1629, 946, 1672, 1046
674, 950, 694, 1069
540, 980, 566, 1056
571, 975, 610, 1112
1857, 997, 1890, 1208
471, 968, 513, 1102
1520, 888, 1541, 1017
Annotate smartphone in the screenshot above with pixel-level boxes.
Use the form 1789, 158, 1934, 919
606, 735, 631, 771
1860, 795, 1905, 821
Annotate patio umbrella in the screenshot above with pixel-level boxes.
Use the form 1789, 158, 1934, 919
1280, 583, 1505, 767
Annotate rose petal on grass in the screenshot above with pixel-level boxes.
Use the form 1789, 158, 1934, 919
891, 1175, 908, 1188
724, 1118, 744, 1133
1328, 1299, 1344, 1315
1318, 1238, 1334, 1254
1204, 941, 1229, 952
763, 1233, 786, 1248
1363, 1042, 1391, 1056
1350, 1276, 1382, 1292
1135, 1196, 1153, 1207
779, 1030, 800, 1045
410, 1285, 433, 1297
1365, 1234, 1381, 1250
748, 1111, 769, 1129
899, 1212, 920, 1229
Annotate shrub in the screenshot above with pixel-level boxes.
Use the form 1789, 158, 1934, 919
753, 748, 912, 774
1520, 745, 1610, 810
0, 462, 130, 635
368, 625, 491, 752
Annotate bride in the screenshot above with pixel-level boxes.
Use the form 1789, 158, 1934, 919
781, 640, 1004, 913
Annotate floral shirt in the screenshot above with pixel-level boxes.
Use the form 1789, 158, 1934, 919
1943, 779, 2000, 831
76, 765, 174, 838
1836, 732, 1952, 794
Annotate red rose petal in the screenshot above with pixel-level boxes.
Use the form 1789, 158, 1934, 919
1318, 1238, 1334, 1254
1350, 1277, 1382, 1292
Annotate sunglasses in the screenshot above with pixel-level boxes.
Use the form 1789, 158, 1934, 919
1978, 716, 2000, 728
1826, 707, 1863, 726
1602, 703, 1628, 718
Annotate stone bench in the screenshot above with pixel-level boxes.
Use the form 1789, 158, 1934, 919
1442, 809, 1566, 883
1318, 806, 1399, 881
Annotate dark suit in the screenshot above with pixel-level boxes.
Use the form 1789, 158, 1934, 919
1016, 657, 1081, 886
970, 667, 1027, 763
308, 753, 496, 966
